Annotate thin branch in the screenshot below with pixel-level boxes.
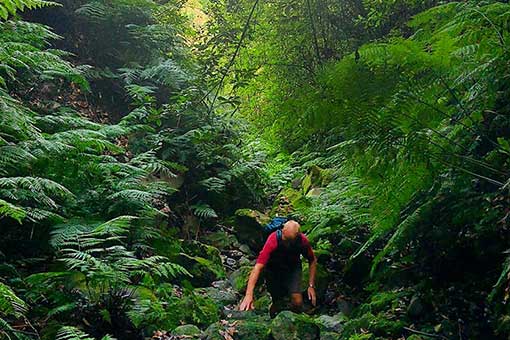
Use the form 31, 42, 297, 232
207, 0, 260, 116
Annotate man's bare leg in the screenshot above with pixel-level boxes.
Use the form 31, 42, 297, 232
290, 293, 303, 313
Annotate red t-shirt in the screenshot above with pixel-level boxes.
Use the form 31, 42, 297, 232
256, 231, 315, 267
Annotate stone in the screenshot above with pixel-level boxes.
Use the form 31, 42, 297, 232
270, 311, 320, 340
315, 314, 344, 333
235, 318, 270, 340
172, 324, 201, 337
239, 256, 252, 267
239, 244, 252, 255
204, 322, 224, 340
306, 187, 324, 197
320, 332, 341, 340
407, 296, 424, 318
197, 286, 238, 306
212, 280, 230, 290
205, 315, 270, 340
271, 188, 310, 216
226, 257, 237, 267
233, 209, 270, 251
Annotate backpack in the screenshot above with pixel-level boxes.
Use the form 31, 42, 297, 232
263, 216, 303, 248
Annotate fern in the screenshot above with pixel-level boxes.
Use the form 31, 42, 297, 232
0, 0, 59, 20
191, 203, 218, 219
0, 282, 27, 318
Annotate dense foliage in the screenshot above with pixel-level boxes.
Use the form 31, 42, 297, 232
3, 0, 510, 339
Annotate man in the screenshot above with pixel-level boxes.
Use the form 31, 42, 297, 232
239, 220, 317, 317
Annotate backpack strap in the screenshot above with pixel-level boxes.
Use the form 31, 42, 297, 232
276, 229, 283, 247
276, 229, 304, 251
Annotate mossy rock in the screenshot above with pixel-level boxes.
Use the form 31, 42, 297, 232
205, 316, 270, 340
233, 209, 270, 251
320, 331, 341, 340
271, 187, 311, 216
301, 166, 334, 195
204, 322, 224, 340
235, 318, 270, 340
315, 313, 345, 333
270, 311, 320, 340
196, 286, 238, 307
203, 230, 240, 249
341, 312, 405, 338
172, 324, 202, 337
177, 240, 226, 287
229, 265, 253, 293
253, 292, 272, 312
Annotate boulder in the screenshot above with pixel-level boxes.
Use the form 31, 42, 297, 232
315, 314, 344, 333
302, 165, 334, 194
407, 296, 424, 318
197, 286, 238, 307
306, 187, 324, 197
204, 322, 224, 340
205, 315, 270, 340
233, 209, 270, 251
270, 311, 320, 340
172, 324, 202, 337
235, 318, 270, 340
271, 187, 310, 215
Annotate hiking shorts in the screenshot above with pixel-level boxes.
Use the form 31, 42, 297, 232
265, 263, 302, 300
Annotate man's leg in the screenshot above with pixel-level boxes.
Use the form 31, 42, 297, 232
290, 293, 303, 312
265, 268, 285, 318
288, 264, 304, 313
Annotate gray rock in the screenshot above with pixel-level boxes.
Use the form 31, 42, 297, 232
239, 244, 252, 255
315, 314, 344, 332
233, 209, 270, 251
226, 257, 237, 267
212, 280, 230, 290
172, 324, 201, 337
197, 286, 238, 306
407, 296, 424, 318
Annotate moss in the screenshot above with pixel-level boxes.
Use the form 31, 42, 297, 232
270, 311, 320, 340
341, 312, 406, 339
229, 265, 253, 293
177, 241, 226, 286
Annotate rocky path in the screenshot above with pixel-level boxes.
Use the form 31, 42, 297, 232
152, 221, 347, 340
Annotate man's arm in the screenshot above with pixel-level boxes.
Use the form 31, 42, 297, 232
307, 255, 317, 306
239, 233, 277, 311
239, 263, 264, 311
301, 234, 317, 306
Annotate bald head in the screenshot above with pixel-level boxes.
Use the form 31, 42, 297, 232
282, 220, 300, 241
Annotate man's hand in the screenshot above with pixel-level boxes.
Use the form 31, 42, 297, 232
307, 286, 317, 306
239, 295, 255, 311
